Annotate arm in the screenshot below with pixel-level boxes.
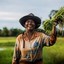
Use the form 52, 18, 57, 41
12, 37, 21, 64
42, 22, 57, 46
49, 23, 57, 45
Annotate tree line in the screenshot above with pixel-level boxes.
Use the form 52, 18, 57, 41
0, 27, 24, 37
0, 6, 64, 37
0, 27, 64, 37
0, 27, 46, 37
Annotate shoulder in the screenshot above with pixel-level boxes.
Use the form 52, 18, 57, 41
16, 34, 23, 41
35, 31, 49, 39
35, 31, 45, 37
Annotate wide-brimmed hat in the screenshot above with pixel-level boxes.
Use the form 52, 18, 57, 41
19, 13, 41, 29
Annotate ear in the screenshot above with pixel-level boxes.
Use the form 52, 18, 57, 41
24, 23, 27, 28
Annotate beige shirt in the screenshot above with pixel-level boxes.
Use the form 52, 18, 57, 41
12, 31, 50, 64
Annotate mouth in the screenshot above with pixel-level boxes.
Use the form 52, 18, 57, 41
27, 25, 35, 29
28, 24, 34, 27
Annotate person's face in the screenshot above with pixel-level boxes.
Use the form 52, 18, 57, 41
24, 19, 35, 31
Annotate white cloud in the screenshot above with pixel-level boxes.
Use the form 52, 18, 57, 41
0, 11, 25, 20
0, 0, 64, 29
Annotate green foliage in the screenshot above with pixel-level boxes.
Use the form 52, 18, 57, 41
0, 37, 64, 64
0, 27, 24, 37
0, 29, 2, 36
2, 27, 9, 36
43, 37, 64, 64
43, 19, 53, 34
43, 6, 64, 34
52, 7, 64, 19
0, 37, 15, 47
0, 48, 13, 64
51, 7, 64, 27
9, 28, 24, 36
0, 37, 15, 64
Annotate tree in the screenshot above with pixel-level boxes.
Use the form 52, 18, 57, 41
0, 29, 2, 36
9, 28, 24, 36
0, 27, 24, 37
2, 27, 9, 36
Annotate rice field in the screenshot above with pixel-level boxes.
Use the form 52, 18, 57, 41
0, 37, 64, 64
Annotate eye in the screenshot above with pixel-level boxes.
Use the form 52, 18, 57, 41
25, 22, 28, 24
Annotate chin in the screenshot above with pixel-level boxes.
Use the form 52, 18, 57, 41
28, 28, 34, 31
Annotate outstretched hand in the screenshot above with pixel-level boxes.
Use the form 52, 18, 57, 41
53, 22, 58, 26
53, 16, 63, 26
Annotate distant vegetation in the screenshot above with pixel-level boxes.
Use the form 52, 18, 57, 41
0, 6, 64, 64
0, 37, 64, 64
0, 7, 64, 37
0, 27, 45, 37
0, 27, 24, 37
0, 27, 64, 37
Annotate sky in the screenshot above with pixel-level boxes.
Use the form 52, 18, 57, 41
0, 0, 64, 30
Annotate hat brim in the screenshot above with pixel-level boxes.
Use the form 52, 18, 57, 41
19, 15, 41, 29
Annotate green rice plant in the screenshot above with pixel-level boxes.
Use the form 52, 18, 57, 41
0, 47, 14, 64
43, 37, 64, 64
0, 37, 64, 64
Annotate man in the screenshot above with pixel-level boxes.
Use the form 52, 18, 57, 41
12, 13, 57, 64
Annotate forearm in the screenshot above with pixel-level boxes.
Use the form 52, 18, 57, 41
12, 50, 20, 64
50, 25, 57, 45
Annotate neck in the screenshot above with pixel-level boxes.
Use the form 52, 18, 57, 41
25, 29, 35, 36
24, 29, 35, 41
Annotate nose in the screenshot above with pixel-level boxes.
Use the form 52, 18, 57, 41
28, 21, 32, 24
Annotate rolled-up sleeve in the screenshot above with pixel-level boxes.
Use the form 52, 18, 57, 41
12, 38, 20, 64
42, 33, 50, 46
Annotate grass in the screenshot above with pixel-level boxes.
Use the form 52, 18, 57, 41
0, 37, 15, 64
0, 37, 64, 64
0, 37, 16, 47
0, 37, 16, 43
0, 47, 13, 64
43, 37, 64, 64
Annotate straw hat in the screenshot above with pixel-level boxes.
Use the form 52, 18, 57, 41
19, 13, 41, 28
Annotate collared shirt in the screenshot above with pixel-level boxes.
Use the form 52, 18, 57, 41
12, 31, 50, 64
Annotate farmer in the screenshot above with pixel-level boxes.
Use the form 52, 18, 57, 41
12, 13, 57, 64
